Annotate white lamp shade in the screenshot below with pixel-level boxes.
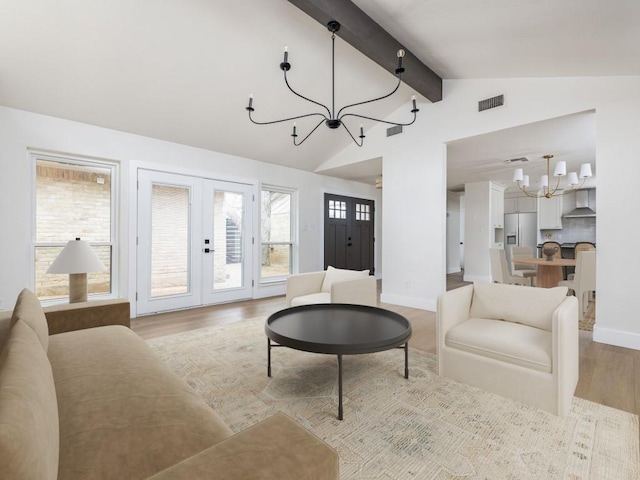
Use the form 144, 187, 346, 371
553, 161, 566, 177
47, 239, 107, 274
522, 175, 530, 188
568, 171, 579, 185
513, 168, 524, 182
540, 175, 549, 188
579, 163, 593, 178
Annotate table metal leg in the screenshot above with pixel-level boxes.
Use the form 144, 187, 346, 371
267, 337, 271, 377
404, 342, 409, 379
337, 354, 343, 420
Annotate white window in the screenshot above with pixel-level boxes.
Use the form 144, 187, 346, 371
261, 186, 294, 282
33, 154, 117, 301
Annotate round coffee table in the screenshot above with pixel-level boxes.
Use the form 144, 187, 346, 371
265, 303, 412, 420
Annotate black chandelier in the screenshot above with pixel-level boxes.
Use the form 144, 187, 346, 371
246, 20, 419, 147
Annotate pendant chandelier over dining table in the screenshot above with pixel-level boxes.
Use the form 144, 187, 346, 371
245, 20, 419, 147
513, 154, 593, 199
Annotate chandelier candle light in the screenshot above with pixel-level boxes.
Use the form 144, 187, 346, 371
513, 154, 593, 199
246, 20, 419, 147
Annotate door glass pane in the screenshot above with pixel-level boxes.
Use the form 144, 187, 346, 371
212, 190, 244, 290
328, 199, 346, 220
151, 184, 190, 297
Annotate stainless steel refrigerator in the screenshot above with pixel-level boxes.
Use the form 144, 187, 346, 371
504, 213, 537, 269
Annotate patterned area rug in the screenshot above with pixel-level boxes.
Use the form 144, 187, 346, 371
580, 301, 596, 332
149, 318, 639, 479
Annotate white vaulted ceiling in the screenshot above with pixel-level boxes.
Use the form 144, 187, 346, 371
0, 1, 638, 180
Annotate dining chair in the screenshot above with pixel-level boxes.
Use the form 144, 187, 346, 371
558, 250, 596, 320
510, 246, 537, 286
567, 242, 596, 280
489, 248, 526, 286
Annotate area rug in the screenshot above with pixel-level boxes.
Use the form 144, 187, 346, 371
580, 301, 596, 332
148, 318, 639, 479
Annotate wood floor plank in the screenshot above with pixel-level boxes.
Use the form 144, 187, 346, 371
585, 347, 636, 413
633, 352, 640, 417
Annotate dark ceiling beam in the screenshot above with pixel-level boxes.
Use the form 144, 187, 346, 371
287, 0, 442, 103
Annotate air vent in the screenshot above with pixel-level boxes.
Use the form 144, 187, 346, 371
386, 125, 403, 137
478, 94, 504, 112
504, 156, 530, 164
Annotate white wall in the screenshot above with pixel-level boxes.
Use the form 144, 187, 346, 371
0, 106, 381, 315
322, 76, 640, 350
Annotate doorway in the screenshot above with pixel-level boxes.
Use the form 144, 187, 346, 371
137, 169, 253, 315
324, 193, 375, 273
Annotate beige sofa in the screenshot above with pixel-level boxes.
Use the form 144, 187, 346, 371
0, 289, 338, 479
437, 282, 579, 416
286, 266, 377, 307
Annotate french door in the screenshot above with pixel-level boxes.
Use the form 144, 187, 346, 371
324, 193, 375, 273
137, 170, 253, 315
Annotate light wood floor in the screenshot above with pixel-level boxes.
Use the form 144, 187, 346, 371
132, 283, 640, 420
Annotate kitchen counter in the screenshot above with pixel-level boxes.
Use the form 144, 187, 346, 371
537, 242, 596, 250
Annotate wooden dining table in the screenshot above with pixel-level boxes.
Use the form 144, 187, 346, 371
515, 257, 576, 288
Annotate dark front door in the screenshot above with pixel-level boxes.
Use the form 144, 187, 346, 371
324, 194, 375, 273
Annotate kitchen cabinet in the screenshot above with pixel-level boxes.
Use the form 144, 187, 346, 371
504, 195, 537, 214
490, 184, 505, 228
538, 195, 563, 229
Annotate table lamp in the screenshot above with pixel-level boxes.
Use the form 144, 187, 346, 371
46, 238, 107, 303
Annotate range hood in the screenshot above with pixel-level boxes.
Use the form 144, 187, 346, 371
564, 189, 596, 218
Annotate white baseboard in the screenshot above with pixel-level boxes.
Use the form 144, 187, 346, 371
593, 325, 640, 351
447, 267, 462, 274
380, 293, 436, 312
463, 274, 491, 283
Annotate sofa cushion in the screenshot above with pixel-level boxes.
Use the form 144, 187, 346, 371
445, 317, 552, 373
10, 288, 49, 352
0, 319, 59, 480
290, 292, 332, 307
48, 325, 233, 480
320, 266, 369, 293
470, 282, 568, 331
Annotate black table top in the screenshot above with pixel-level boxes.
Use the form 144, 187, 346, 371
265, 303, 412, 355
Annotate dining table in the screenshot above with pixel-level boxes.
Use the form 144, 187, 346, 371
515, 257, 576, 288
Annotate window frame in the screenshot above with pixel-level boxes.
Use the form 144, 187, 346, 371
259, 184, 296, 285
31, 151, 119, 304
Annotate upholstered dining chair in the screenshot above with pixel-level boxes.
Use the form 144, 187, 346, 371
510, 246, 537, 286
558, 250, 596, 320
489, 248, 526, 286
567, 242, 596, 281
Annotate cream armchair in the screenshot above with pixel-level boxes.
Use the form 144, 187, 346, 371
285, 266, 377, 307
437, 282, 579, 416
